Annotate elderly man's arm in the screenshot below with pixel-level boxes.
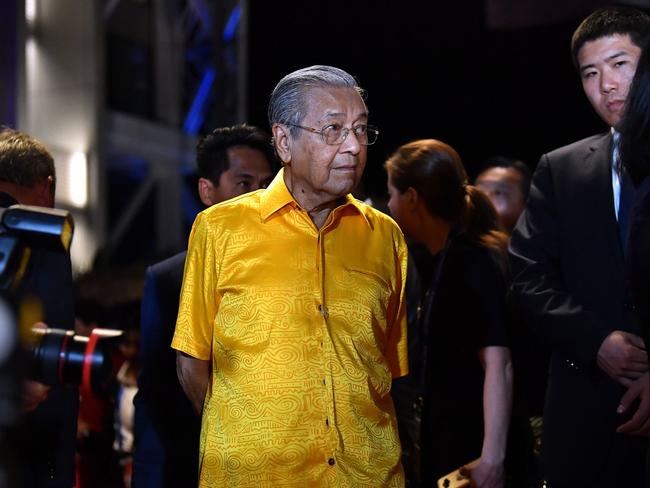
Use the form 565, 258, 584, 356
176, 351, 210, 416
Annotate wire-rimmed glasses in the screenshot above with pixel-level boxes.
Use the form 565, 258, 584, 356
285, 123, 379, 146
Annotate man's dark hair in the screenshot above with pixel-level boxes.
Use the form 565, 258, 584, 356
571, 6, 650, 69
480, 156, 532, 200
196, 124, 276, 186
0, 127, 56, 192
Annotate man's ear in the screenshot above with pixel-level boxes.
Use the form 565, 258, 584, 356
35, 176, 55, 208
272, 124, 291, 164
197, 177, 216, 206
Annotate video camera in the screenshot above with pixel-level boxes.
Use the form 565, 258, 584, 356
0, 204, 121, 397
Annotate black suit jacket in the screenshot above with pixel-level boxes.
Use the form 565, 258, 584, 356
132, 251, 200, 488
509, 134, 647, 487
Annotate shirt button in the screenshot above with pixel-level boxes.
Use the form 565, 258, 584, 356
328, 458, 336, 466
317, 304, 329, 318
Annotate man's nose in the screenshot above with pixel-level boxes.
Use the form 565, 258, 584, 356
601, 70, 617, 93
339, 129, 361, 154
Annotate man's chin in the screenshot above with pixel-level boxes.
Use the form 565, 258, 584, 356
593, 105, 619, 128
329, 175, 359, 194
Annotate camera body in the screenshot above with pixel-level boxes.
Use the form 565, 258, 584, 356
0, 204, 122, 394
0, 204, 125, 487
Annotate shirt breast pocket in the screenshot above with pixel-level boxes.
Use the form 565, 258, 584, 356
341, 265, 394, 342
213, 289, 274, 352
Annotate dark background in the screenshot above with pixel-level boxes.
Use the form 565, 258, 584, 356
246, 0, 613, 200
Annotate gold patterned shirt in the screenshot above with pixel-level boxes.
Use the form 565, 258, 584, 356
172, 169, 408, 487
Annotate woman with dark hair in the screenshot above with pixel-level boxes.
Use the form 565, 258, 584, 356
386, 139, 513, 488
620, 40, 650, 187
617, 39, 650, 436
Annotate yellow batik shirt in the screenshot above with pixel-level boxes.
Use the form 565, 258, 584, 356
172, 169, 408, 487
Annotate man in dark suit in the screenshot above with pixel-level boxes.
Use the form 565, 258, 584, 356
509, 7, 650, 487
132, 124, 276, 488
0, 128, 77, 488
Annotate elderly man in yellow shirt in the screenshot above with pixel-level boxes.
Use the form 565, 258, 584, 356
172, 65, 408, 487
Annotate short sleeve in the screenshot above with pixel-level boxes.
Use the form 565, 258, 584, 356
385, 227, 409, 379
171, 212, 220, 360
465, 248, 509, 348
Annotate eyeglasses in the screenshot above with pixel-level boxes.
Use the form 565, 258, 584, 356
285, 123, 379, 146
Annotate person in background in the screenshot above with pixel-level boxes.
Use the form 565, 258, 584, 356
476, 156, 544, 483
132, 124, 276, 488
509, 6, 650, 486
386, 139, 514, 488
475, 156, 530, 232
75, 298, 122, 488
114, 322, 140, 488
0, 127, 77, 488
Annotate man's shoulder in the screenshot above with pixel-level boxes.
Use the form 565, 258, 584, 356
201, 190, 264, 222
545, 132, 611, 162
149, 251, 187, 278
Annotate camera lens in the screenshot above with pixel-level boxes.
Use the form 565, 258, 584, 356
28, 328, 122, 394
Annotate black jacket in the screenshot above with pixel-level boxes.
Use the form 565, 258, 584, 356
509, 134, 648, 487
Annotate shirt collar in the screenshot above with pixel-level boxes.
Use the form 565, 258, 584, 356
259, 167, 372, 228
259, 168, 295, 221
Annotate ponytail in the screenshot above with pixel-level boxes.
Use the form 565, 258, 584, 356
385, 138, 509, 274
461, 185, 509, 274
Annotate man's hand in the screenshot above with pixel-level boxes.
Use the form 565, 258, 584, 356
22, 379, 50, 412
460, 457, 504, 488
597, 331, 647, 386
22, 321, 50, 412
616, 372, 650, 436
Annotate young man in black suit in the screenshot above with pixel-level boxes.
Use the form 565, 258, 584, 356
132, 124, 276, 488
509, 7, 650, 487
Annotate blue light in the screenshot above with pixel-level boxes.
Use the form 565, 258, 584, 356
223, 5, 241, 43
183, 67, 217, 135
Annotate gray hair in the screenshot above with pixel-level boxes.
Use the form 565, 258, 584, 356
268, 65, 365, 137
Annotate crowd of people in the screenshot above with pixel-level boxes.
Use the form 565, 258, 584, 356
3, 4, 650, 488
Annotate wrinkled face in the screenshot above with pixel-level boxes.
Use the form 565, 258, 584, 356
578, 34, 641, 128
205, 147, 274, 205
475, 167, 525, 232
282, 87, 368, 207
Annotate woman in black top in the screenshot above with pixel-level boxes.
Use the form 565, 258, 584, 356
386, 139, 512, 488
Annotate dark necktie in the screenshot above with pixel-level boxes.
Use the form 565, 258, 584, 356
618, 166, 637, 253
